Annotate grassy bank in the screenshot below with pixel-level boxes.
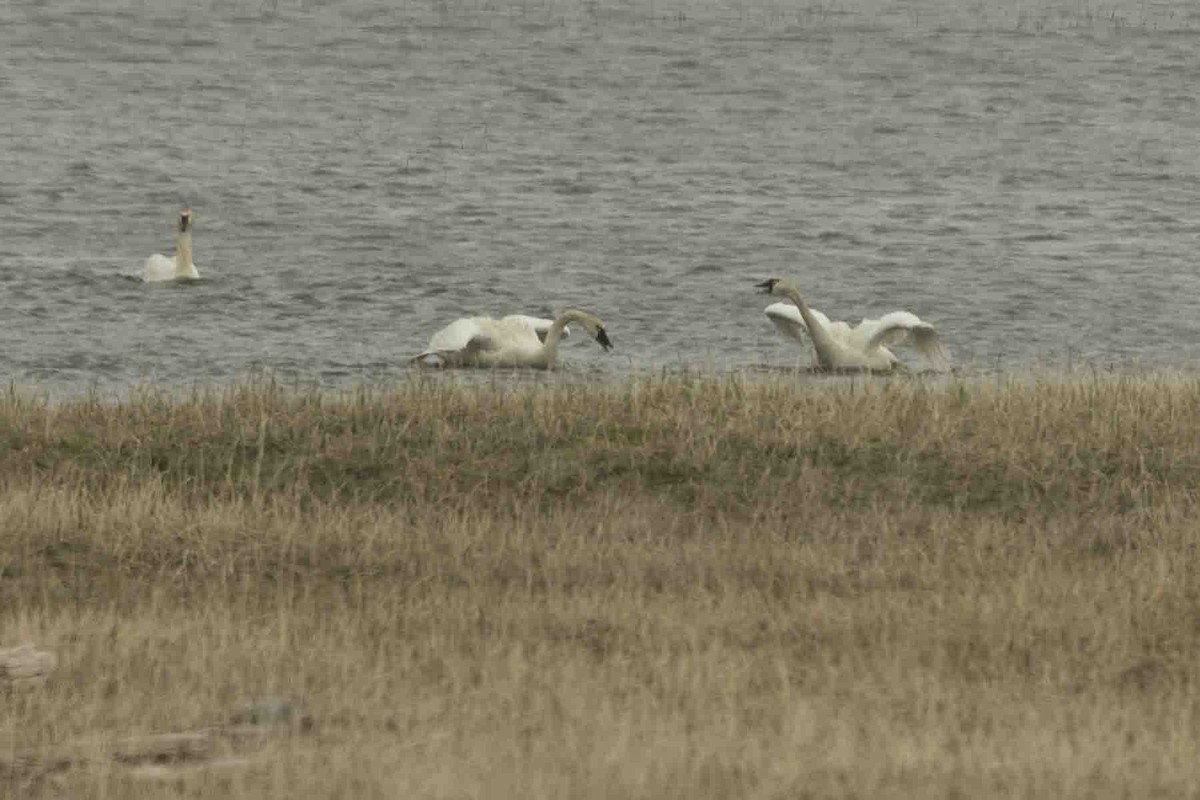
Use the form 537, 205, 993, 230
3, 373, 1200, 798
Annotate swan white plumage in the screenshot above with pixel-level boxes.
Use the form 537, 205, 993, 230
412, 309, 611, 369
758, 278, 949, 371
498, 314, 571, 344
140, 208, 199, 282
422, 315, 570, 354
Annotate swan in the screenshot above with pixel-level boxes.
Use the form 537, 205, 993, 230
412, 308, 611, 368
139, 208, 199, 282
757, 278, 949, 371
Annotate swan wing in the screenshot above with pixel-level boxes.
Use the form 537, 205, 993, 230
411, 335, 499, 367
764, 303, 842, 342
857, 312, 950, 370
463, 332, 501, 355
824, 318, 854, 343
140, 254, 177, 282
501, 314, 570, 343
412, 318, 507, 367
425, 317, 492, 353
485, 318, 543, 348
764, 302, 808, 342
412, 318, 489, 366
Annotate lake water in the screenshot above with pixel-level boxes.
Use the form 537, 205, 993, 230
3, 0, 1199, 393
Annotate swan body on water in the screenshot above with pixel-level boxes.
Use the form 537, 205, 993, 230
423, 315, 569, 353
758, 278, 949, 371
140, 208, 199, 282
413, 309, 611, 369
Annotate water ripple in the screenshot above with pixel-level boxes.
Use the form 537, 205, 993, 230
1, 0, 1198, 392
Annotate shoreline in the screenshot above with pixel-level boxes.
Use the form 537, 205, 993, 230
9, 359, 1200, 404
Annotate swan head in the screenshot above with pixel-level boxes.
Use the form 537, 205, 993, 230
178, 208, 193, 233
582, 317, 613, 351
564, 310, 613, 352
756, 278, 791, 296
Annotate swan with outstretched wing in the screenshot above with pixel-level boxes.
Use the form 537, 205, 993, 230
758, 279, 949, 371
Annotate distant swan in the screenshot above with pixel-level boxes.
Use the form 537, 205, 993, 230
140, 208, 199, 282
412, 309, 611, 368
757, 278, 949, 371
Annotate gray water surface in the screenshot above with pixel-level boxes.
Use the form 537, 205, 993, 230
3, 0, 1199, 393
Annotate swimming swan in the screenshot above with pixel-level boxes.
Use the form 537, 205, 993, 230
140, 208, 199, 282
412, 309, 611, 368
757, 278, 949, 371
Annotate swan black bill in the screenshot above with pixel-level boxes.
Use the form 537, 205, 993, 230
595, 327, 613, 351
755, 278, 779, 293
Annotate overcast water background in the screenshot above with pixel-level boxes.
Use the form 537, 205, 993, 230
2, 0, 1199, 393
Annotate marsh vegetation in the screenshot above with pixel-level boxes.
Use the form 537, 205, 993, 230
4, 372, 1200, 797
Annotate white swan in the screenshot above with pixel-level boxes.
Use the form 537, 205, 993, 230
412, 309, 611, 369
140, 208, 199, 282
757, 278, 949, 371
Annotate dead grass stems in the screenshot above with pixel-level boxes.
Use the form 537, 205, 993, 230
4, 371, 1200, 798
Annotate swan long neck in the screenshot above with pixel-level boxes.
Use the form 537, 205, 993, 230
540, 310, 582, 359
780, 286, 837, 362
175, 228, 193, 276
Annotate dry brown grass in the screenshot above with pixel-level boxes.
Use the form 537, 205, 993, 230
4, 372, 1200, 798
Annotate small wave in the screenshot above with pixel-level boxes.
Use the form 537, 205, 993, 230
1034, 203, 1081, 213
507, 84, 567, 105
548, 178, 598, 196
455, 203, 498, 218
627, 44, 674, 56
1018, 232, 1069, 242
815, 230, 862, 244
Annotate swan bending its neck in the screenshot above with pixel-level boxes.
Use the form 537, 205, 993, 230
535, 309, 611, 366
413, 307, 613, 369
